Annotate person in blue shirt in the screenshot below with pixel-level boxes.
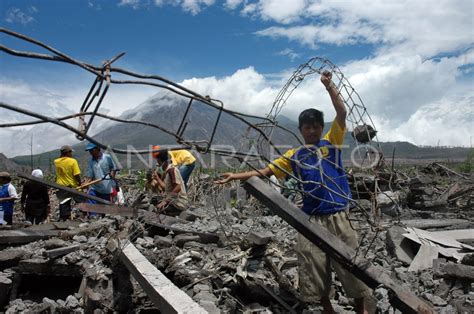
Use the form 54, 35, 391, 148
84, 143, 117, 208
0, 172, 18, 225
216, 71, 370, 313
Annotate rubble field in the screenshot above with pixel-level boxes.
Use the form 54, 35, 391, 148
0, 162, 473, 313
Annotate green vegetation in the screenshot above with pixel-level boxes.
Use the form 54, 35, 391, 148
457, 149, 474, 173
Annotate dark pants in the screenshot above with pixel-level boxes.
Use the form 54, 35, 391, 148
3, 214, 12, 225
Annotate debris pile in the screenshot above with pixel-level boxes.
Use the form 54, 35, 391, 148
0, 163, 472, 313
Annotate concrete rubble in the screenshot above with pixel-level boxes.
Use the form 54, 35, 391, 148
0, 164, 472, 313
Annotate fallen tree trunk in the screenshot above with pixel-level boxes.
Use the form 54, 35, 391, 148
243, 176, 434, 314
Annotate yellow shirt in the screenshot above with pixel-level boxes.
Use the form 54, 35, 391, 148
268, 119, 346, 179
169, 150, 196, 166
54, 157, 81, 188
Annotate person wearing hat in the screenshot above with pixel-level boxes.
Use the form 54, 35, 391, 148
0, 171, 18, 225
151, 145, 196, 189
20, 169, 50, 224
84, 142, 117, 208
54, 145, 82, 220
148, 148, 188, 215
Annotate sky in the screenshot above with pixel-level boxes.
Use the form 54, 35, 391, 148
0, 0, 473, 157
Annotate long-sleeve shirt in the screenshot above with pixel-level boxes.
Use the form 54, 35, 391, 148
21, 181, 49, 216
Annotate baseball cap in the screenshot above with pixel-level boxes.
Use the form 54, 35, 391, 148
60, 145, 74, 153
85, 142, 99, 151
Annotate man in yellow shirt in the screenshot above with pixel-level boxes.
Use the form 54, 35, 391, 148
54, 145, 82, 220
152, 146, 196, 189
216, 71, 370, 313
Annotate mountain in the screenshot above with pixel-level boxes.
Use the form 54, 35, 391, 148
11, 90, 472, 170
0, 153, 27, 173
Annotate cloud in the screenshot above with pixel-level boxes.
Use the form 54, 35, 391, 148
276, 48, 301, 62
250, 0, 307, 24
177, 56, 473, 147
224, 0, 244, 10
134, 0, 216, 14
5, 7, 36, 25
0, 78, 156, 157
249, 0, 473, 59
118, 0, 141, 9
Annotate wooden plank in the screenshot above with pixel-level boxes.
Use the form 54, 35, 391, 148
243, 176, 434, 314
0, 229, 59, 245
18, 173, 112, 205
119, 241, 207, 314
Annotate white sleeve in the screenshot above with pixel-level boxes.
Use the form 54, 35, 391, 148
8, 184, 18, 199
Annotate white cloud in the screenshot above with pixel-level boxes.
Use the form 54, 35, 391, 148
118, 0, 141, 9
180, 67, 277, 115
276, 48, 301, 62
152, 0, 215, 14
224, 0, 244, 10
250, 0, 473, 58
0, 78, 156, 157
5, 7, 35, 25
177, 57, 473, 147
256, 0, 307, 24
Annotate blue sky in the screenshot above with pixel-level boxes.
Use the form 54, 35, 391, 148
0, 0, 473, 156
0, 0, 374, 80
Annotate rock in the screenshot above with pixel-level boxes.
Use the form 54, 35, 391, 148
199, 300, 220, 314
73, 235, 88, 243
179, 210, 203, 221
423, 293, 447, 306
42, 297, 58, 310
65, 295, 80, 309
193, 291, 218, 303
374, 287, 388, 300
153, 235, 173, 247
44, 239, 68, 250
174, 234, 201, 247
135, 237, 154, 248
461, 253, 474, 266
247, 231, 273, 246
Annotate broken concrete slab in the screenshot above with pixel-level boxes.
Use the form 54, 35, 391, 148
386, 226, 416, 265
119, 241, 207, 313
0, 229, 59, 245
433, 259, 474, 281
0, 249, 26, 270
408, 243, 438, 272
399, 219, 471, 230
18, 258, 82, 277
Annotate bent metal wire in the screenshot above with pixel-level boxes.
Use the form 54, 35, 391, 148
0, 28, 391, 231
